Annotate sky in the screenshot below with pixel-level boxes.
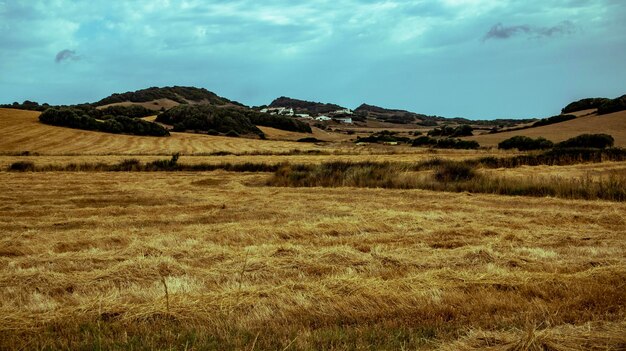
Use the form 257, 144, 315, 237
1, 0, 625, 119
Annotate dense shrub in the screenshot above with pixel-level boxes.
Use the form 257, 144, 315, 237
39, 108, 100, 130
0, 100, 50, 111
156, 105, 263, 136
428, 125, 473, 137
248, 112, 312, 133
39, 108, 169, 136
356, 131, 411, 144
8, 161, 35, 172
597, 95, 626, 115
297, 137, 322, 142
95, 86, 243, 106
269, 96, 344, 114
412, 136, 437, 146
412, 136, 479, 149
531, 115, 576, 127
157, 105, 310, 135
555, 134, 614, 149
498, 136, 554, 151
100, 105, 154, 118
562, 98, 610, 114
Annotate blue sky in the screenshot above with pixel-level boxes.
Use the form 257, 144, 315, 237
1, 0, 625, 119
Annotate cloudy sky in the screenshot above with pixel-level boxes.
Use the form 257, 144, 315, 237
1, 0, 625, 119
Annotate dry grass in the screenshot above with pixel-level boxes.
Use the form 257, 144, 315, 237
1, 171, 625, 350
0, 149, 515, 170
1, 106, 625, 349
468, 110, 626, 147
267, 160, 626, 201
0, 108, 322, 155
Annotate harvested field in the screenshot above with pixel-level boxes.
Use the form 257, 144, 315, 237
0, 108, 321, 155
1, 171, 625, 350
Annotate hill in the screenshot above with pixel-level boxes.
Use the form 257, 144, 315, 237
268, 97, 346, 114
354, 103, 440, 125
354, 103, 534, 127
95, 86, 244, 111
468, 110, 626, 147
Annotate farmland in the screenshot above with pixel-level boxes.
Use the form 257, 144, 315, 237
1, 107, 625, 350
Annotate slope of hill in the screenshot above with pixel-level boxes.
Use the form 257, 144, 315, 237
95, 86, 244, 110
0, 108, 317, 155
268, 97, 345, 114
355, 103, 435, 124
468, 110, 626, 147
354, 103, 534, 127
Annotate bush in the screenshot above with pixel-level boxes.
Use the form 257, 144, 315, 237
428, 125, 473, 137
562, 98, 610, 114
8, 161, 35, 172
412, 136, 479, 149
39, 108, 169, 137
555, 134, 614, 149
412, 136, 437, 146
355, 131, 411, 144
100, 105, 154, 118
248, 112, 312, 133
297, 137, 322, 143
597, 95, 626, 115
156, 105, 263, 136
225, 130, 240, 137
531, 115, 576, 127
498, 136, 554, 151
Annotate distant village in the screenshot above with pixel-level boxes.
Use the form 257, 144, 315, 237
260, 107, 354, 124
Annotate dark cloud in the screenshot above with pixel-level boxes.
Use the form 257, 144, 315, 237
536, 21, 576, 37
483, 23, 530, 40
55, 49, 79, 63
483, 21, 576, 41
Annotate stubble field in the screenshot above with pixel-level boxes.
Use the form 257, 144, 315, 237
1, 108, 625, 350
1, 170, 625, 350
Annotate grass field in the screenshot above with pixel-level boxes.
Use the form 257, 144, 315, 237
1, 107, 625, 350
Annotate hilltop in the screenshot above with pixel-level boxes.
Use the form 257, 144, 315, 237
94, 86, 245, 111
268, 97, 346, 115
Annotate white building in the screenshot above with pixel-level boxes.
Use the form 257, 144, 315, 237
315, 115, 332, 121
261, 107, 294, 116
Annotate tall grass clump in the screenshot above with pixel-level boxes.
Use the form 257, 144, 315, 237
434, 162, 477, 182
269, 161, 414, 188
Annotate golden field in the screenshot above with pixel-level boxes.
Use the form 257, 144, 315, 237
1, 107, 625, 350
1, 172, 625, 350
468, 110, 626, 147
